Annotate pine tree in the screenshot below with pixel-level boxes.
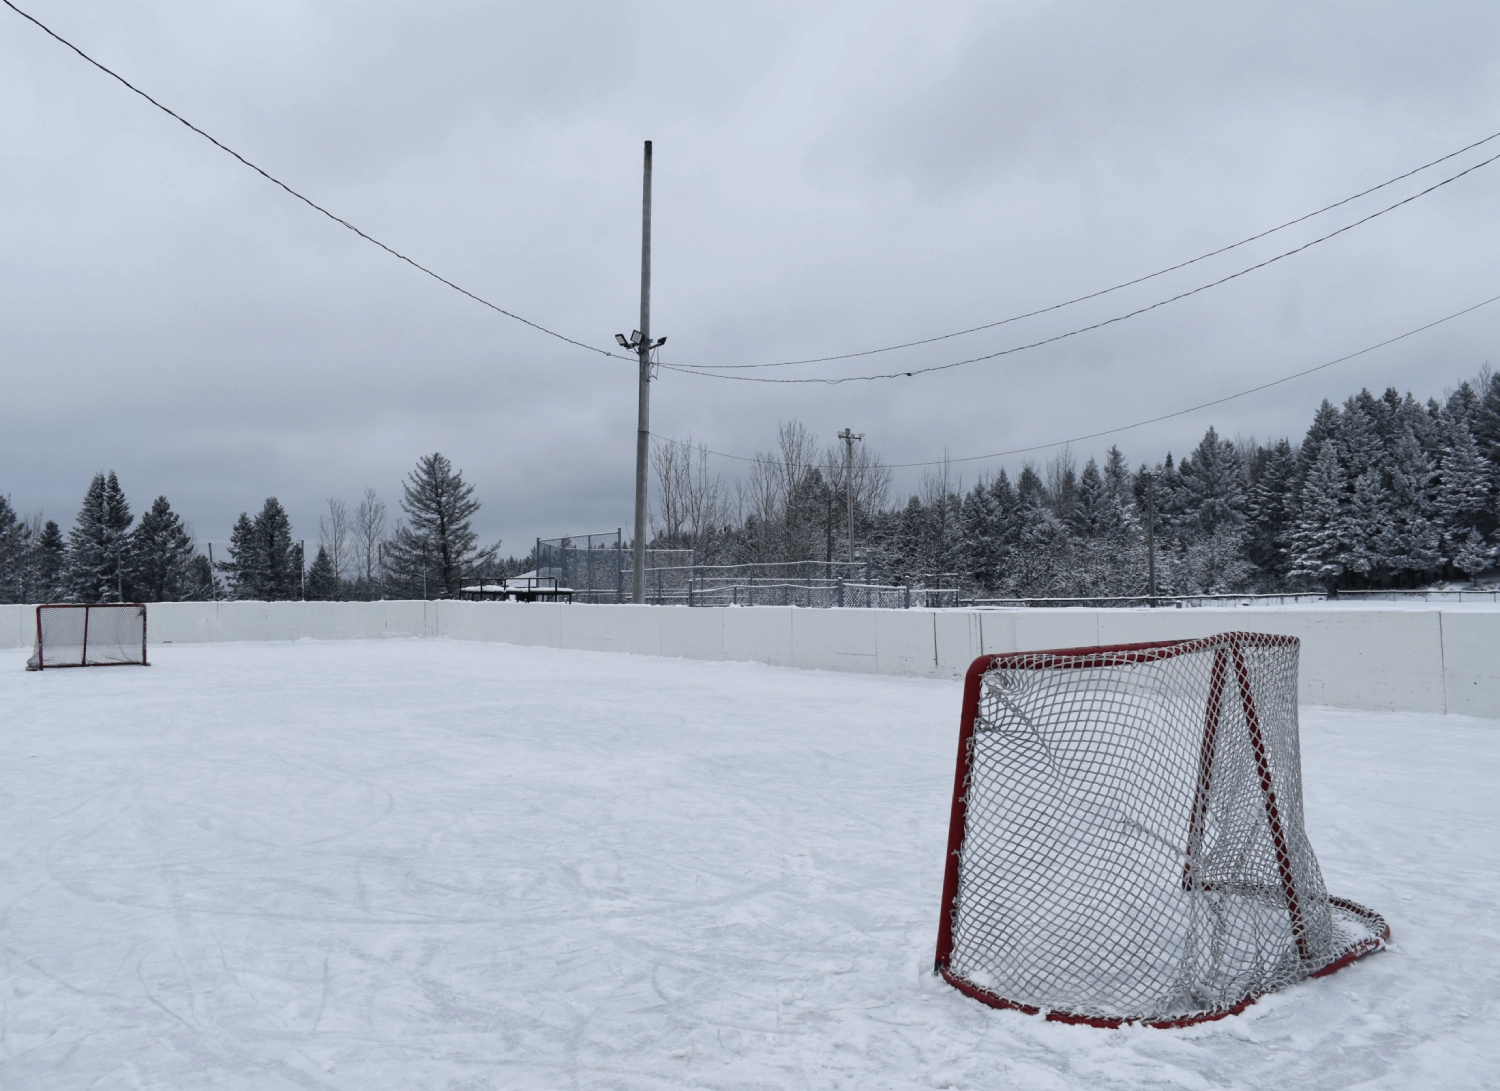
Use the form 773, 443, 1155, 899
1301, 399, 1342, 468
253, 499, 299, 600
130, 496, 196, 601
1471, 369, 1500, 503
1377, 428, 1442, 582
305, 546, 339, 600
959, 479, 1001, 592
385, 453, 492, 598
185, 553, 220, 600
1071, 458, 1107, 538
1435, 421, 1491, 565
0, 496, 27, 604
67, 472, 133, 602
1099, 446, 1133, 535
1179, 426, 1247, 535
1246, 439, 1299, 581
1340, 469, 1385, 582
30, 519, 67, 603
223, 512, 261, 598
1288, 442, 1347, 589
1452, 528, 1493, 579
1336, 395, 1384, 482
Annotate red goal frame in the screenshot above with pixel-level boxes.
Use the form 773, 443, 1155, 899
30, 603, 150, 670
933, 632, 1389, 1028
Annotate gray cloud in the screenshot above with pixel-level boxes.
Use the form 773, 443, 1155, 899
3, 0, 1498, 556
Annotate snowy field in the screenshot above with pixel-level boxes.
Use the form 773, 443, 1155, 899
2, 639, 1496, 1090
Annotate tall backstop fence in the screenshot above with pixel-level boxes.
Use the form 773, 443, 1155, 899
527, 538, 967, 608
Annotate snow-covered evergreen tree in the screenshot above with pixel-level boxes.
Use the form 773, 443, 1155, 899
1452, 528, 1493, 579
29, 519, 67, 603
305, 546, 339, 600
0, 496, 28, 604
222, 513, 260, 598
1435, 421, 1491, 566
1288, 443, 1347, 589
1071, 458, 1106, 538
1179, 427, 1247, 535
67, 472, 133, 602
1340, 469, 1385, 580
256, 499, 299, 600
385, 453, 492, 598
1377, 428, 1442, 582
130, 496, 196, 601
1246, 439, 1299, 581
184, 554, 220, 601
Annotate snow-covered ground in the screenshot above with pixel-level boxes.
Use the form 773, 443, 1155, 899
2, 639, 1495, 1090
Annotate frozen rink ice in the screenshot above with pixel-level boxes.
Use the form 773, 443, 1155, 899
2, 637, 1497, 1090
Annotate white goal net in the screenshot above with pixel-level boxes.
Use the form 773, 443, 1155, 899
935, 631, 1387, 1027
26, 604, 149, 671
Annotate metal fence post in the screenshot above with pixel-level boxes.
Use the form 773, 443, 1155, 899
837, 577, 844, 608
749, 574, 755, 607
865, 556, 872, 583
904, 579, 910, 609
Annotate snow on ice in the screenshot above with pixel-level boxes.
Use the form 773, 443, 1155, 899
1, 638, 1495, 1089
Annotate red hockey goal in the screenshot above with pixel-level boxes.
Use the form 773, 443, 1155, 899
935, 632, 1387, 1027
26, 604, 149, 671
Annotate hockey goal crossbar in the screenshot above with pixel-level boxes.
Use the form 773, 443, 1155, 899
27, 604, 149, 671
935, 631, 1388, 1028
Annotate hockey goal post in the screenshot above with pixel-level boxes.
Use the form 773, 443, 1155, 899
935, 632, 1387, 1028
26, 603, 149, 671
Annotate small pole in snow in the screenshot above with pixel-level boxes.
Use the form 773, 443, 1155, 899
1145, 473, 1158, 607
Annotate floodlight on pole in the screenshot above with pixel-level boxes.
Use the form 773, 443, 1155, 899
622, 141, 666, 605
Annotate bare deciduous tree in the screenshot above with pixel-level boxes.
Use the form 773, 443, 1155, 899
355, 488, 386, 588
652, 436, 728, 553
319, 498, 350, 588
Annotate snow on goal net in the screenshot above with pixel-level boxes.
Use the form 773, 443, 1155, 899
26, 604, 149, 671
934, 632, 1387, 1028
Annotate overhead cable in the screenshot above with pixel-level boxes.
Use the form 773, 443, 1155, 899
1, 0, 615, 359
661, 151, 1500, 384
651, 290, 1500, 468
672, 129, 1500, 371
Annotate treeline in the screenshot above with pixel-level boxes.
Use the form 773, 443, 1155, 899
0, 452, 512, 605
650, 370, 1500, 595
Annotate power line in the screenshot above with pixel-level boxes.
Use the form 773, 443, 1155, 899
665, 128, 1500, 371
650, 290, 1500, 468
1, 0, 616, 360
660, 150, 1500, 385
10, 0, 1496, 395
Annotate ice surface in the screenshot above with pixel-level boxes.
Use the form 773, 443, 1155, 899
1, 639, 1495, 1089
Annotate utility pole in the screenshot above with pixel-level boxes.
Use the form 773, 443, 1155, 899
617, 141, 667, 605
837, 428, 863, 564
1144, 472, 1158, 607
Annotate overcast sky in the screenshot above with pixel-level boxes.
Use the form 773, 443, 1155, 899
3, 1, 1498, 555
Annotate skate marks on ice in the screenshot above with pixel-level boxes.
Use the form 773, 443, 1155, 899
0, 639, 1494, 1089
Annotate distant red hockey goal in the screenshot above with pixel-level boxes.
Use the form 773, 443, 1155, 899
935, 631, 1387, 1027
26, 604, 149, 671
